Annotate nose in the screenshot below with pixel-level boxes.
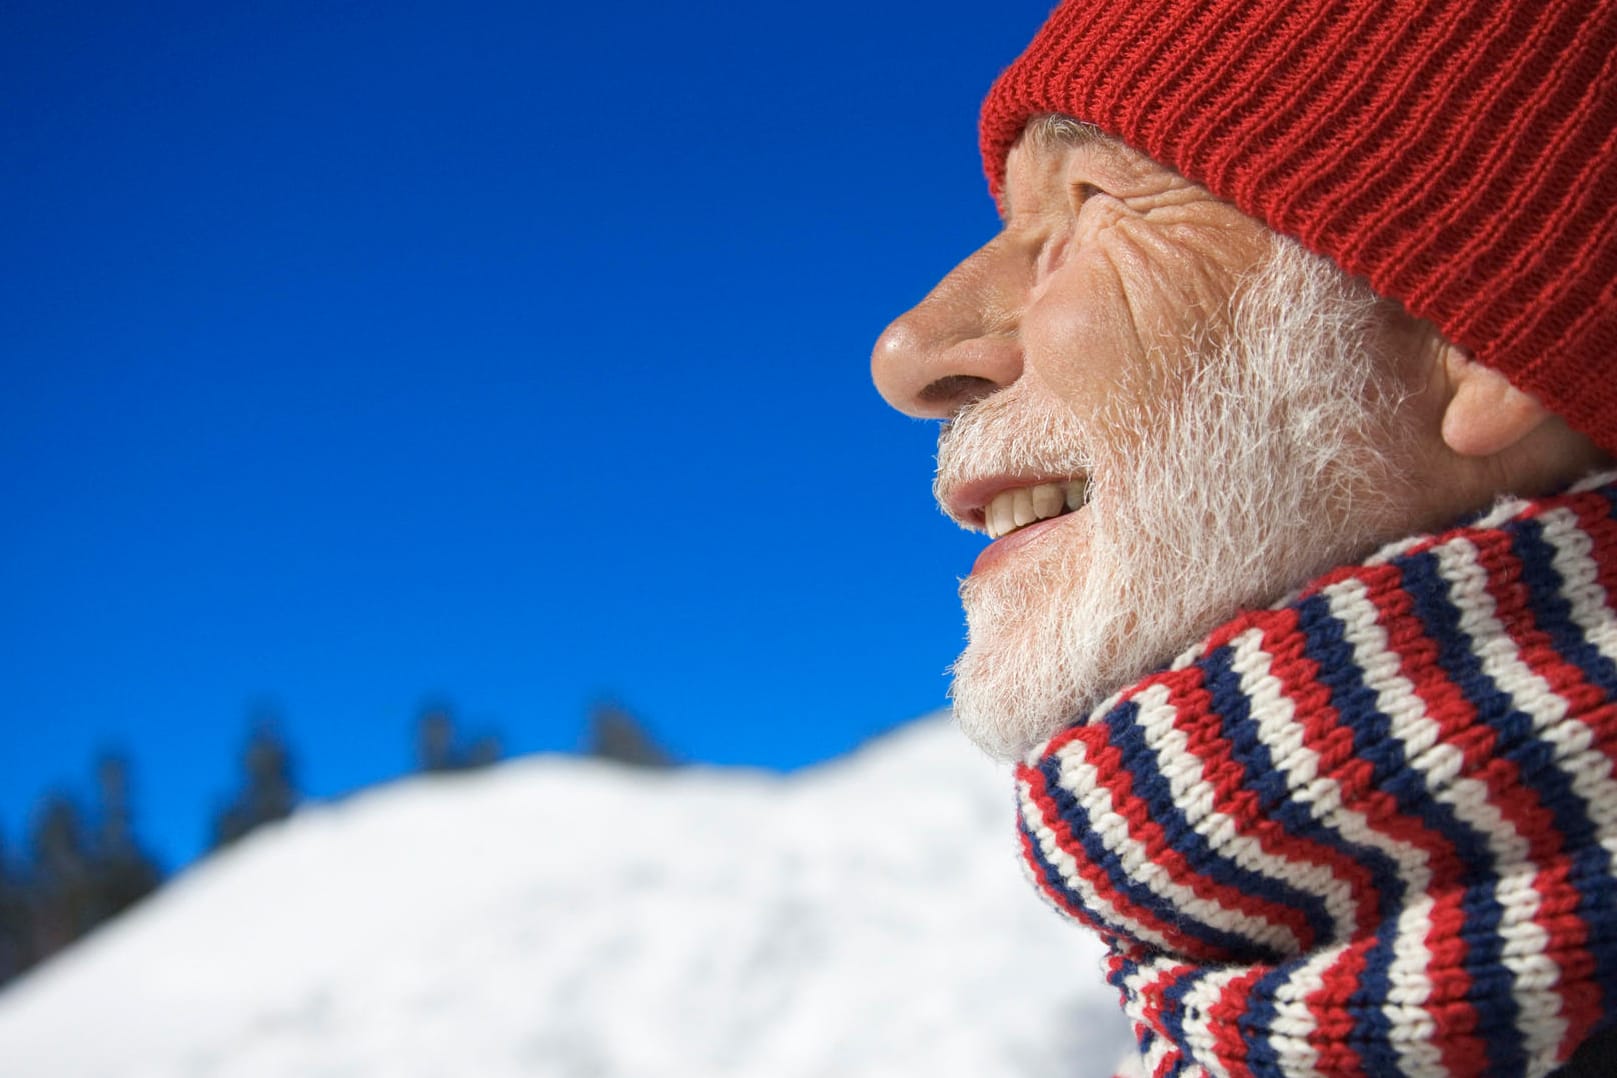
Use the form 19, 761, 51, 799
870, 243, 1024, 419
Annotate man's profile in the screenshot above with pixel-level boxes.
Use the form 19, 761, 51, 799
874, 1, 1617, 1075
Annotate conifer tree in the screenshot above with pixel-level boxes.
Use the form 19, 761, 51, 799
89, 754, 161, 921
415, 705, 502, 773
0, 828, 30, 986
585, 701, 675, 768
463, 732, 502, 768
210, 717, 298, 851
416, 707, 458, 772
28, 793, 94, 960
1, 754, 164, 989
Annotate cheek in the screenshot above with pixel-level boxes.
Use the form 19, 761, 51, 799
1020, 248, 1212, 430
1020, 260, 1140, 424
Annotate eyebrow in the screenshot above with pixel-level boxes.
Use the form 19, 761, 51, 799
1021, 114, 1107, 152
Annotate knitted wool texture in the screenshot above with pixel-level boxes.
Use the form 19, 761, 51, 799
978, 0, 1617, 454
1017, 477, 1617, 1077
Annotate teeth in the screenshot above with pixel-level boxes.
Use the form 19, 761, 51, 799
984, 480, 1089, 540
1011, 488, 1035, 528
988, 496, 1015, 539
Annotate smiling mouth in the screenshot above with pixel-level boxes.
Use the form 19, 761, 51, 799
982, 480, 1090, 539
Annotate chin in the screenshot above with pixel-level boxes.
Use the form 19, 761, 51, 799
949, 517, 1109, 760
950, 626, 1090, 762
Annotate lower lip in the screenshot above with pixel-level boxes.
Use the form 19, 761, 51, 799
971, 512, 1076, 575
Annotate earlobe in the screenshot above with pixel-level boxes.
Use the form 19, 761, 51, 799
1439, 346, 1551, 458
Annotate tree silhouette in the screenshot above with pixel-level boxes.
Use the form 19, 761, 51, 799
89, 754, 162, 921
0, 828, 31, 985
585, 701, 675, 769
28, 793, 94, 961
416, 707, 457, 772
210, 717, 298, 851
0, 753, 164, 990
415, 705, 501, 773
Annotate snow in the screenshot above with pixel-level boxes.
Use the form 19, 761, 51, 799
0, 715, 1131, 1077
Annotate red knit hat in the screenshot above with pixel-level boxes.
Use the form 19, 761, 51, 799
980, 0, 1617, 453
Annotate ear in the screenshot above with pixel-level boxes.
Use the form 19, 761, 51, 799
1439, 346, 1552, 458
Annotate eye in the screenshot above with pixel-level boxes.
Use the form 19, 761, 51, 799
1071, 181, 1103, 206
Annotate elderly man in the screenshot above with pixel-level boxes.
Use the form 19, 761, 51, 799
873, 1, 1617, 1075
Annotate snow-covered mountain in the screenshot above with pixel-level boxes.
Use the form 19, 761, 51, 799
0, 716, 1131, 1077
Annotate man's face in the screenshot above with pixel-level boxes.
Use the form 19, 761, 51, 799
872, 122, 1455, 759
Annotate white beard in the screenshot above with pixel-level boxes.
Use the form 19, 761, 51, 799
938, 238, 1423, 760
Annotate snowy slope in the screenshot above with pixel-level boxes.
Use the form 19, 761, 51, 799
0, 716, 1131, 1077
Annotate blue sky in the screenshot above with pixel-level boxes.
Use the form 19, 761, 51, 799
2, 1, 1056, 867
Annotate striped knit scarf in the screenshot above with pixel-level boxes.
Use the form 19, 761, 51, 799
1016, 476, 1617, 1078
